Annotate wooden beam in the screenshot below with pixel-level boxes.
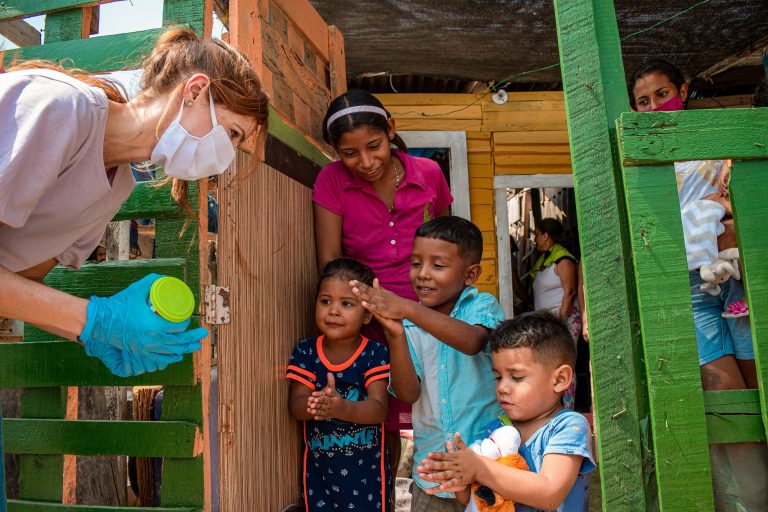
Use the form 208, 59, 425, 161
2, 27, 172, 72
3, 419, 199, 457
729, 160, 768, 443
328, 25, 345, 98
697, 33, 768, 81
620, 162, 714, 510
0, 19, 40, 46
272, 0, 329, 60
553, 0, 650, 509
618, 109, 768, 164
0, 0, 118, 22
0, 341, 194, 388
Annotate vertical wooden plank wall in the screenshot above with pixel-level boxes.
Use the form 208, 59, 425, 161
378, 92, 573, 297
216, 156, 319, 511
553, 0, 651, 510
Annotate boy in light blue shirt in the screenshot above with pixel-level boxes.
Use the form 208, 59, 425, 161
418, 312, 595, 512
352, 216, 504, 512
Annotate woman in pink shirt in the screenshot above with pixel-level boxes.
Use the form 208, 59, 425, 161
313, 89, 453, 496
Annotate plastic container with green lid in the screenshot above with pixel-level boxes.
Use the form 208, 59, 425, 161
147, 276, 195, 324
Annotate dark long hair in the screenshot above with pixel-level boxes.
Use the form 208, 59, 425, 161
322, 89, 407, 152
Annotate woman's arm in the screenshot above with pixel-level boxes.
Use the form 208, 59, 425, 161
0, 265, 87, 340
313, 204, 343, 268
554, 259, 578, 321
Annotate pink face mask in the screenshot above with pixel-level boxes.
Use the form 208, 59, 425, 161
650, 96, 684, 112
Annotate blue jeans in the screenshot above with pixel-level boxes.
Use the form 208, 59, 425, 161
689, 272, 753, 365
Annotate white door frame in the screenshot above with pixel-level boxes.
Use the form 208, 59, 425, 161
494, 174, 574, 318
399, 131, 471, 221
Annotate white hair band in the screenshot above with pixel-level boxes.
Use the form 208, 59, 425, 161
326, 106, 388, 130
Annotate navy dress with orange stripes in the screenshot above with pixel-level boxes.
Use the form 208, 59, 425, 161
286, 335, 392, 511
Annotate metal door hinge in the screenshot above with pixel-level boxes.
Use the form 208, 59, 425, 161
204, 285, 231, 325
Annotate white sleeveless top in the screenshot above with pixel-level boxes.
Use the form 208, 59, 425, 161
533, 264, 569, 313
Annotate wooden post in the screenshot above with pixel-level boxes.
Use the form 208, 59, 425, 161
552, 0, 650, 510
328, 25, 346, 98
729, 160, 768, 440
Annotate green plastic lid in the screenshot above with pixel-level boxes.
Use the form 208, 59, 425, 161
149, 276, 195, 323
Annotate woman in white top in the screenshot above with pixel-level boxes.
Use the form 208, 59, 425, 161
0, 28, 269, 376
530, 217, 580, 409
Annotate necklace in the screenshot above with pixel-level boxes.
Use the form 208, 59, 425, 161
389, 158, 401, 213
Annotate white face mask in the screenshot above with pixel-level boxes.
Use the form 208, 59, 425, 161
150, 91, 236, 180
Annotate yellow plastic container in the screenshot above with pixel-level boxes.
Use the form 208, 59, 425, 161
148, 276, 195, 323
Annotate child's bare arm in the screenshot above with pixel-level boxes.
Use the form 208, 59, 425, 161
288, 381, 316, 421
419, 434, 583, 510
376, 314, 421, 403
353, 280, 490, 355
308, 373, 389, 424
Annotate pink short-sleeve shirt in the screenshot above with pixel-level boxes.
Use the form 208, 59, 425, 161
313, 151, 453, 300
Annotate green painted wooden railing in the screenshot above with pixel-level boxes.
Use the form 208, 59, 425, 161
555, 1, 767, 510
616, 108, 768, 511
0, 1, 207, 510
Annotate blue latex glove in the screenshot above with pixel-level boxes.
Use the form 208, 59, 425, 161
80, 273, 207, 377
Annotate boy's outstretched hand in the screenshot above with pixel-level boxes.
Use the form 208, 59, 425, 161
417, 433, 481, 494
351, 278, 412, 321
307, 372, 344, 420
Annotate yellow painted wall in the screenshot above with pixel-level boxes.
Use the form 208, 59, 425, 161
378, 92, 572, 297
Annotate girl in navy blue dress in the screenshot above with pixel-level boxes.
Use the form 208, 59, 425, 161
286, 258, 391, 511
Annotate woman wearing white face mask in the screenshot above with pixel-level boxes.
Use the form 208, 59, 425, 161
0, 28, 269, 377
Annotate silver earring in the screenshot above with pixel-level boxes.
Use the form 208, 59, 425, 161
185, 98, 193, 107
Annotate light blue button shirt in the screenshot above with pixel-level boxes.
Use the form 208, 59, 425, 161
400, 286, 504, 497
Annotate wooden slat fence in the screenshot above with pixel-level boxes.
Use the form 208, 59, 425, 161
0, 1, 211, 510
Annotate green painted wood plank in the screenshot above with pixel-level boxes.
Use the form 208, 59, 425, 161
44, 258, 187, 298
43, 8, 84, 43
3, 419, 198, 457
704, 390, 762, 415
0, 1, 117, 21
113, 181, 184, 222
24, 257, 189, 340
155, 218, 200, 297
553, 1, 649, 509
7, 500, 198, 511
0, 342, 194, 388
160, 385, 203, 507
162, 0, 204, 35
268, 107, 331, 169
2, 28, 166, 73
18, 455, 62, 503
0, 407, 5, 511
18, 389, 65, 502
618, 109, 768, 164
621, 162, 714, 511
729, 159, 768, 442
706, 414, 767, 444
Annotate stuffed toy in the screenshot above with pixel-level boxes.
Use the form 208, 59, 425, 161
700, 248, 740, 296
468, 425, 529, 511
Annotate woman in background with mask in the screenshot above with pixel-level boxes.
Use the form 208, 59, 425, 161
0, 28, 269, 377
